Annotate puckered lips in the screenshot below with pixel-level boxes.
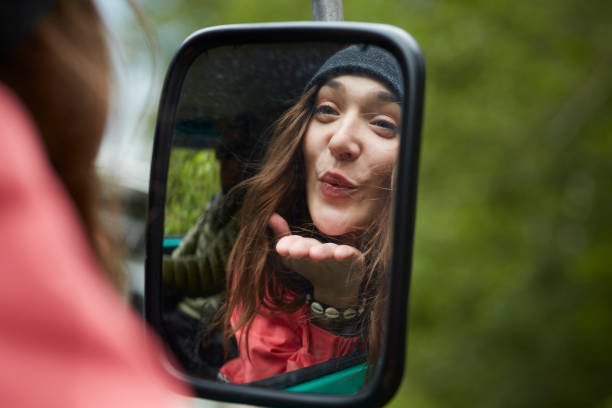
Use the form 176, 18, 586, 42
319, 171, 357, 199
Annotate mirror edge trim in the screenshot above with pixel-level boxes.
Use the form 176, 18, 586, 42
145, 21, 425, 408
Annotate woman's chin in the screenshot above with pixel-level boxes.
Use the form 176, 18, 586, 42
312, 216, 356, 237
309, 202, 367, 238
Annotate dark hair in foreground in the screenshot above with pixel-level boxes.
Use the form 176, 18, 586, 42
0, 0, 124, 290
220, 85, 394, 366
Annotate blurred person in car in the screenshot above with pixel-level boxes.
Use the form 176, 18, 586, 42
0, 1, 189, 406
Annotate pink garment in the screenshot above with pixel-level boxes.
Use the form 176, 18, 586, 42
219, 302, 360, 384
0, 83, 189, 407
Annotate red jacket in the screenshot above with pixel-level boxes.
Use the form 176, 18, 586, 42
219, 300, 360, 384
0, 83, 189, 407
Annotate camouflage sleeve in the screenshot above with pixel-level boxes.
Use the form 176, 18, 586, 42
162, 214, 238, 296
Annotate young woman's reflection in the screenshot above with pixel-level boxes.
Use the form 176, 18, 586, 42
219, 45, 402, 383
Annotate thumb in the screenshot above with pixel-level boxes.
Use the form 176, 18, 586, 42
268, 213, 291, 240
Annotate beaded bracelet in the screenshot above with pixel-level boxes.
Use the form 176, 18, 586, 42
305, 293, 365, 321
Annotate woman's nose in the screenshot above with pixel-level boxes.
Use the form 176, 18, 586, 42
328, 114, 361, 161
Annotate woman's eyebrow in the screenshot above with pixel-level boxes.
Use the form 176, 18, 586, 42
376, 90, 401, 104
324, 79, 344, 90
322, 79, 401, 104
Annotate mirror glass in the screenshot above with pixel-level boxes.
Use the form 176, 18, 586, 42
161, 42, 403, 393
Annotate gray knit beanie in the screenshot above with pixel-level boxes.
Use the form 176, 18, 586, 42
304, 45, 403, 99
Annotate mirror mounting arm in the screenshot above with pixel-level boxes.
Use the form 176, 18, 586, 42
311, 0, 344, 21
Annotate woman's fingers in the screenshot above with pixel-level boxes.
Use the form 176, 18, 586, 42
268, 213, 291, 240
310, 243, 360, 261
278, 238, 318, 259
271, 213, 323, 258
280, 237, 362, 262
270, 212, 362, 276
308, 243, 337, 260
278, 236, 321, 258
275, 235, 300, 255
333, 245, 361, 261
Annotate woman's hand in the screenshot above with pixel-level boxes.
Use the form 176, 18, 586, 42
268, 213, 363, 307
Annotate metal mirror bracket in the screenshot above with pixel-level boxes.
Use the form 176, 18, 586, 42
311, 0, 344, 21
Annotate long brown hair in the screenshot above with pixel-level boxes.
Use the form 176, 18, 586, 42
0, 0, 124, 290
222, 83, 395, 363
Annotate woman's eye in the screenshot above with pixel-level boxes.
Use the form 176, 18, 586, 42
371, 118, 398, 136
315, 104, 339, 117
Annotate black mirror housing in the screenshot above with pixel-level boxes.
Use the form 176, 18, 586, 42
146, 21, 425, 408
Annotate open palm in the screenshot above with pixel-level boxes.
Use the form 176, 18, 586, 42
268, 213, 363, 307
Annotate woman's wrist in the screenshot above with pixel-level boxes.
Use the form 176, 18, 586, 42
313, 287, 359, 308
306, 293, 365, 336
306, 294, 365, 321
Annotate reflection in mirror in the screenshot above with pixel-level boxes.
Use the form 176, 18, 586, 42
161, 42, 403, 393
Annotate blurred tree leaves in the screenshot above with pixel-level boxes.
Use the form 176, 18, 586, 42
138, 0, 612, 406
165, 148, 220, 235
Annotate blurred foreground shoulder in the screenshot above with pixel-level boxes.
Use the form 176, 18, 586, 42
0, 83, 190, 407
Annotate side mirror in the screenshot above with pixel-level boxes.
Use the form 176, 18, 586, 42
146, 22, 424, 408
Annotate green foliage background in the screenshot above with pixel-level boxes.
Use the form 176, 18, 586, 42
140, 0, 612, 406
164, 148, 220, 235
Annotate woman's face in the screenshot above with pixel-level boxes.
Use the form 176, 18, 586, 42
303, 75, 400, 237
